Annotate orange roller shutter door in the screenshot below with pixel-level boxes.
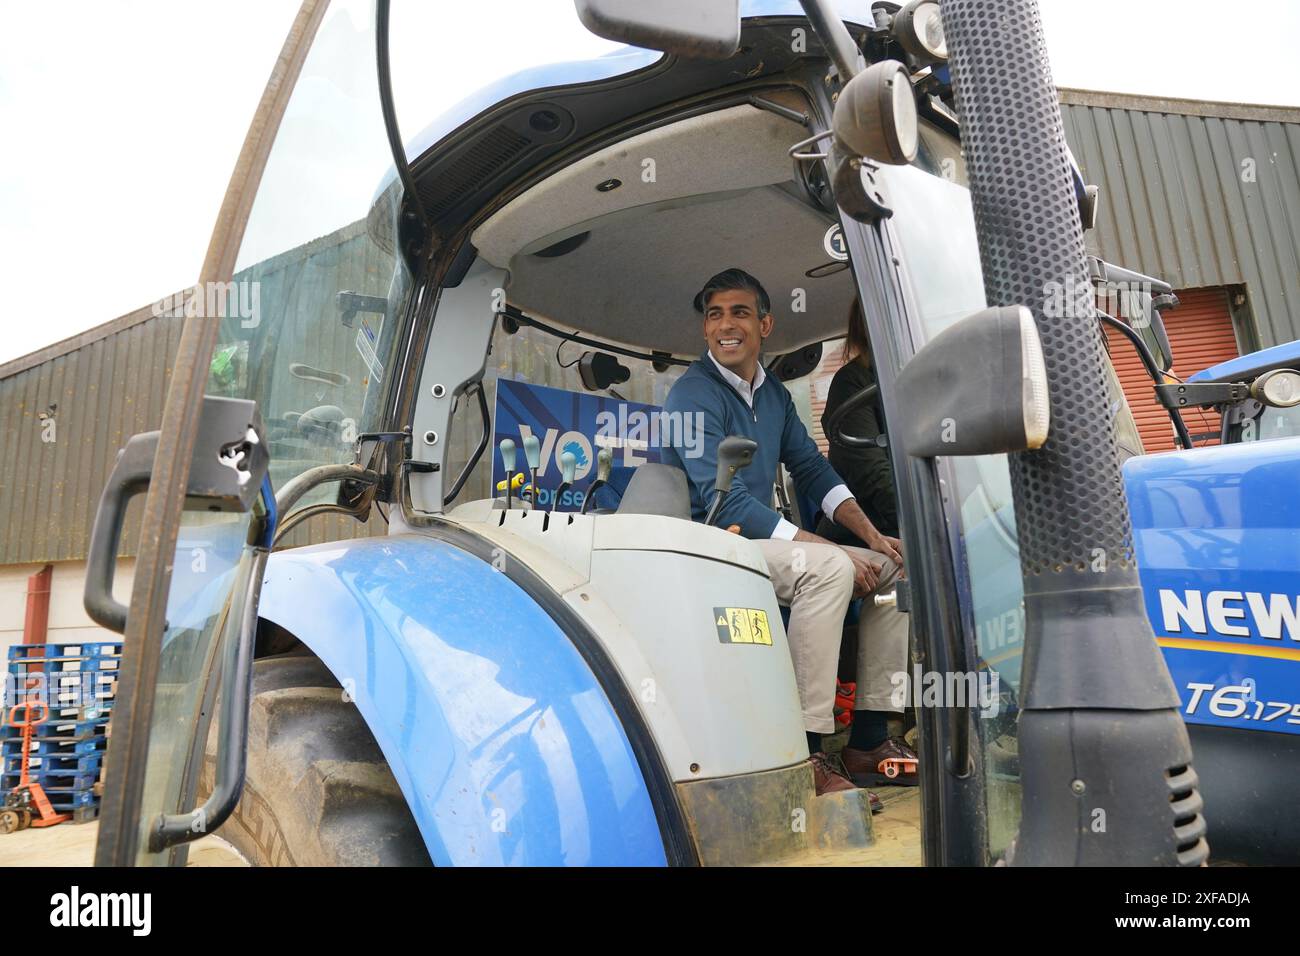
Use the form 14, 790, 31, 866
1104, 287, 1240, 453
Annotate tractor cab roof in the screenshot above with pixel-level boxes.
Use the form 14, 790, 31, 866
1188, 339, 1300, 384
381, 4, 892, 361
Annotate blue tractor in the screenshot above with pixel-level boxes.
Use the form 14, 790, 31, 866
83, 0, 1296, 866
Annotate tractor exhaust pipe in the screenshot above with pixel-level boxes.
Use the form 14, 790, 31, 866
939, 0, 1208, 865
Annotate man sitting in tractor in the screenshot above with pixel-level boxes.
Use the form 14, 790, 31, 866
663, 268, 916, 798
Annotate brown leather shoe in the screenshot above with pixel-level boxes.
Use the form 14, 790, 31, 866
809, 752, 856, 795
842, 737, 920, 788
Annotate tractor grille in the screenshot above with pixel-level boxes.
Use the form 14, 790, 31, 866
417, 125, 532, 222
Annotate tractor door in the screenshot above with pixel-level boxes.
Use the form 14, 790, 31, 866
91, 0, 412, 864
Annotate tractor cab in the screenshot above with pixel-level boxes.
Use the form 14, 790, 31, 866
363, 11, 980, 866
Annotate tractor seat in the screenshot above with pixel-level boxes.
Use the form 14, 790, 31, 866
613, 462, 692, 522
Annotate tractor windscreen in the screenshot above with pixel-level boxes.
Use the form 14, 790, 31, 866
206, 0, 648, 522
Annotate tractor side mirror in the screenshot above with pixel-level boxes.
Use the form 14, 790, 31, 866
895, 305, 1051, 458
573, 0, 740, 59
1147, 294, 1177, 372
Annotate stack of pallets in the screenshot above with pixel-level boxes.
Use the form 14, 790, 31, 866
2, 641, 121, 824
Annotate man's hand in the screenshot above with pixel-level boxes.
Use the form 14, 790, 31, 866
832, 498, 905, 567
864, 531, 904, 568
846, 550, 883, 597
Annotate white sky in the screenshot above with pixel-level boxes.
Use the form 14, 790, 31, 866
1, 0, 1297, 366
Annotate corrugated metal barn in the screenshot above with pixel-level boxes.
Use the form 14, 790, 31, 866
5, 87, 1300, 650
1062, 88, 1300, 450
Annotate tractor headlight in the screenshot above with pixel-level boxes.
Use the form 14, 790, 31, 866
832, 60, 919, 165
896, 0, 947, 63
1252, 368, 1300, 408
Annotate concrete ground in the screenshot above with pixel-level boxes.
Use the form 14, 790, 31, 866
0, 798, 921, 867
0, 821, 248, 866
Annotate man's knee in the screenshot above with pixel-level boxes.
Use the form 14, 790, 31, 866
845, 545, 900, 591
798, 543, 854, 594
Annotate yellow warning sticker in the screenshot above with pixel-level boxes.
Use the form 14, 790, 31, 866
714, 607, 773, 646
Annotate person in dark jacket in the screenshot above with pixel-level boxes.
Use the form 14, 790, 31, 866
816, 299, 899, 542
663, 269, 914, 798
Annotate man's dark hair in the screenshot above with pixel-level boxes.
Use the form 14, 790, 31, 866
693, 268, 771, 316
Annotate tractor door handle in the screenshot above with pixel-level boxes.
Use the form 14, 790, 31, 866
84, 431, 159, 634
83, 395, 270, 636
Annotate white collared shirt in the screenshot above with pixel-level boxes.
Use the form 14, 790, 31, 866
706, 352, 853, 540
708, 350, 767, 409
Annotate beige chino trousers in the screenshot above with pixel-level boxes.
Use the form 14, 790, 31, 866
756, 539, 909, 734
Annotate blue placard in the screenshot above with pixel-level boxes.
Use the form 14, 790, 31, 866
491, 379, 665, 511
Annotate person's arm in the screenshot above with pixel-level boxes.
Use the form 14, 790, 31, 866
824, 364, 899, 536
825, 497, 902, 566
769, 386, 901, 594
779, 384, 850, 513
776, 382, 899, 562
665, 381, 785, 538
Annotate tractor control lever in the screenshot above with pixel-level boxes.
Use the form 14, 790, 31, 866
704, 436, 758, 526
551, 451, 577, 514
498, 438, 517, 509
580, 447, 614, 515
522, 435, 541, 506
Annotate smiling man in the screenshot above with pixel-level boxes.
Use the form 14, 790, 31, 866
663, 268, 916, 799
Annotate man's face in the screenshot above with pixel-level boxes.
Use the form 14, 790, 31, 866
702, 288, 773, 381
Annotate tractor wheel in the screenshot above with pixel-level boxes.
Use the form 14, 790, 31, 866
199, 651, 431, 866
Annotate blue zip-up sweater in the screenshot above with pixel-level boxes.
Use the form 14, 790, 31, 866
663, 354, 845, 538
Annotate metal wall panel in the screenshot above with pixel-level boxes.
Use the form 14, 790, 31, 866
1061, 89, 1300, 348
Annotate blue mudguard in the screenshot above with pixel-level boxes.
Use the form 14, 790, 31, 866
257, 533, 667, 866
1124, 438, 1300, 734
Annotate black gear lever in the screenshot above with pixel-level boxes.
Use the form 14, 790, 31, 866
704, 436, 758, 526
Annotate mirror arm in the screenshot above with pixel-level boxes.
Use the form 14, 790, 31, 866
798, 0, 866, 82
1096, 310, 1193, 450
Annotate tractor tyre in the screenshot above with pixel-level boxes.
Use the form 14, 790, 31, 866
199, 651, 431, 866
